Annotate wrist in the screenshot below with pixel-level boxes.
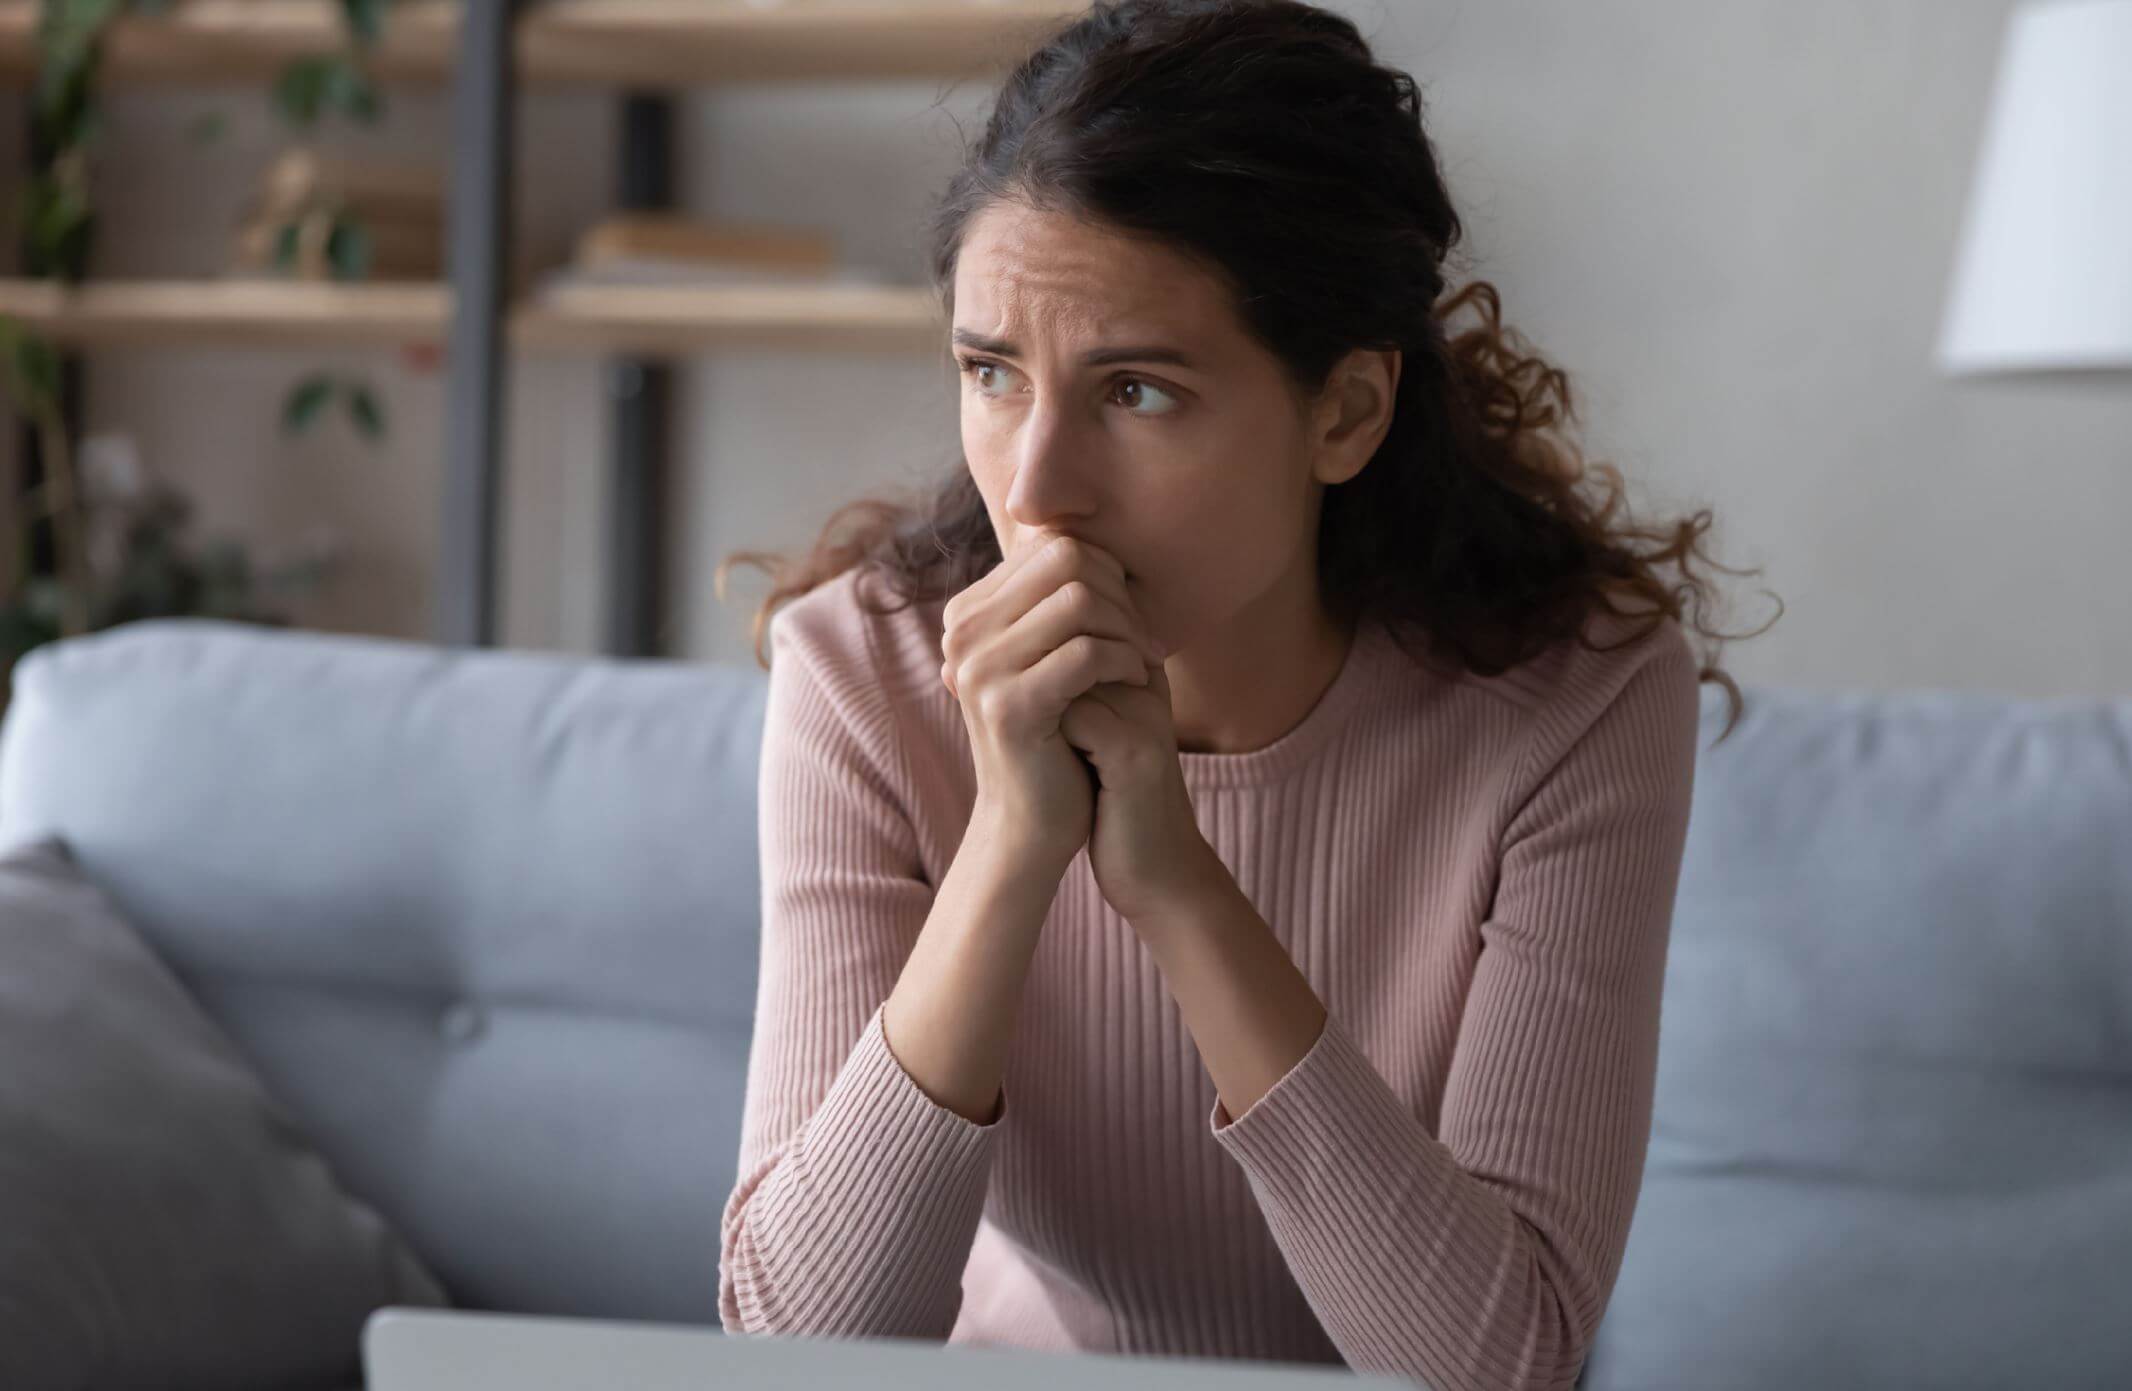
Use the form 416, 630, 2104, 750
1133, 842, 1234, 934
966, 794, 1078, 876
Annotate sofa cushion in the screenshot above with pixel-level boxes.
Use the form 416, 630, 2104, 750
1579, 685, 2132, 1389
0, 617, 771, 1322
0, 835, 448, 1389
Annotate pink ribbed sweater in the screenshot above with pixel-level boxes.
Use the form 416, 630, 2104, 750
719, 564, 1703, 1391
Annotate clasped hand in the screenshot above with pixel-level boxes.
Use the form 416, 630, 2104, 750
942, 534, 1221, 923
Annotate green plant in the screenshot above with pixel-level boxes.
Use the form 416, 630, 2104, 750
12, 0, 396, 441
0, 316, 88, 641
264, 0, 399, 441
0, 459, 335, 671
0, 0, 378, 690
284, 372, 386, 443
0, 328, 336, 701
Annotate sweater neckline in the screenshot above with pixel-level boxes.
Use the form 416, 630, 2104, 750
1174, 617, 1387, 789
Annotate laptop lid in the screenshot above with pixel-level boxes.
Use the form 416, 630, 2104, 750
362, 1307, 1416, 1390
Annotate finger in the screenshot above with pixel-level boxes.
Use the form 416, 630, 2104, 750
942, 534, 1155, 699
1036, 538, 1147, 646
944, 526, 1068, 630
943, 601, 1150, 701
1015, 580, 1161, 681
1060, 690, 1131, 756
1087, 674, 1165, 723
994, 538, 1155, 662
1016, 631, 1153, 714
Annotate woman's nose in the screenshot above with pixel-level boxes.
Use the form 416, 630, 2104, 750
1003, 412, 1098, 525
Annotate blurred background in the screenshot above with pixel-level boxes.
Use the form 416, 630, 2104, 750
2, 0, 2127, 686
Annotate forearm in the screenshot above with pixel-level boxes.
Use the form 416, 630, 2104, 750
721, 808, 1061, 1336
881, 799, 1066, 1124
1202, 1005, 1607, 1391
1131, 861, 1329, 1127
719, 1000, 1004, 1338
1130, 865, 1605, 1389
1134, 857, 1645, 1390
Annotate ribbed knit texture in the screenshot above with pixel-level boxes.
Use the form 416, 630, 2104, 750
719, 564, 1703, 1391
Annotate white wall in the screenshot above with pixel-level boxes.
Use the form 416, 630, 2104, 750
11, 0, 2129, 694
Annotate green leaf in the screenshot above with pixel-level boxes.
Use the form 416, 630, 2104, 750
322, 56, 382, 123
185, 109, 227, 145
339, 0, 385, 46
197, 538, 253, 598
326, 214, 372, 281
25, 173, 93, 272
273, 220, 302, 271
3, 329, 65, 419
345, 382, 386, 441
41, 0, 128, 51
0, 315, 41, 417
283, 374, 334, 434
20, 576, 69, 628
272, 57, 333, 127
0, 602, 62, 666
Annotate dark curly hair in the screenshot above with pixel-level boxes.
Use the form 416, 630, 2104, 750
717, 0, 1778, 743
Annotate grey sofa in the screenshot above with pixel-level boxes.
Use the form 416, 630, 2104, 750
1, 617, 2125, 1389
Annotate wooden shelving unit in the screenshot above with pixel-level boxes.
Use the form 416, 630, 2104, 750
0, 0, 1085, 651
0, 0, 1082, 85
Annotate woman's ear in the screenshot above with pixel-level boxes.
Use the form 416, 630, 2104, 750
1311, 347, 1400, 486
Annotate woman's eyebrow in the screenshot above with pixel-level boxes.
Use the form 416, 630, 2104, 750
951, 328, 1200, 370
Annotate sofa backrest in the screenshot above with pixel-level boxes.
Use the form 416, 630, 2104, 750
0, 618, 770, 1323
6, 620, 2128, 1382
1582, 683, 2132, 1389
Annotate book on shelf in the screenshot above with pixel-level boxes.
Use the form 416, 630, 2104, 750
577, 213, 836, 271
533, 212, 890, 292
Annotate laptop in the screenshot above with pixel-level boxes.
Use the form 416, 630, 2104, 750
362, 1307, 1418, 1389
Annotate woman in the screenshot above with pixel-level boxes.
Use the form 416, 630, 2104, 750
716, 3, 1772, 1389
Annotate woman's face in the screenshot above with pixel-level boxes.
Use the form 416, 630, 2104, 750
949, 199, 1342, 654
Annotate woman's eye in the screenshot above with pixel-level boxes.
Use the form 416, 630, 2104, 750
957, 357, 1179, 417
961, 358, 1013, 396
1111, 378, 1180, 417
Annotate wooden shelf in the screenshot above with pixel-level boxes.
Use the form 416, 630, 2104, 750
518, 280, 941, 353
0, 0, 1089, 86
0, 277, 946, 355
0, 279, 450, 347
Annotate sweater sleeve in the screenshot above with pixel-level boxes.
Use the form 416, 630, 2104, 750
1205, 627, 1703, 1391
719, 589, 1005, 1339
